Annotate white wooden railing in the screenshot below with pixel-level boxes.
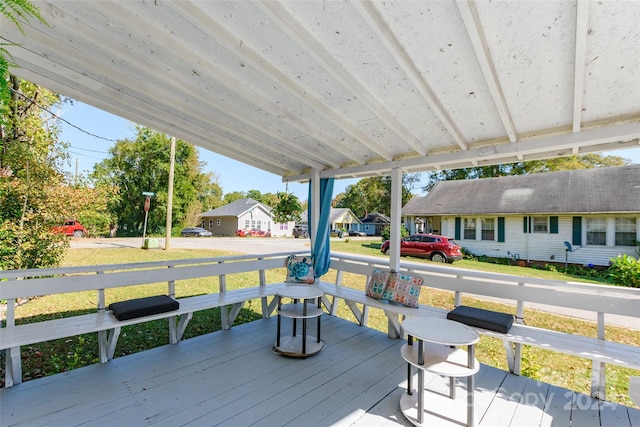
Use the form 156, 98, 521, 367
1, 251, 638, 400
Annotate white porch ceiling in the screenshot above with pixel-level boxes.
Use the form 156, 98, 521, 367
2, 1, 639, 183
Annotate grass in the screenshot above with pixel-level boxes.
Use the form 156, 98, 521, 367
1, 243, 638, 407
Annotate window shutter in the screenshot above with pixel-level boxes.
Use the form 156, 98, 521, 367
497, 217, 505, 242
550, 216, 559, 234
572, 217, 582, 245
523, 217, 528, 233
455, 217, 461, 240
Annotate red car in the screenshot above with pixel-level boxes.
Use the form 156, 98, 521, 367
236, 229, 271, 237
380, 234, 462, 263
53, 220, 87, 238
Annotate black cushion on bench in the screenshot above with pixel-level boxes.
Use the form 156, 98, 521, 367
447, 305, 515, 333
109, 295, 179, 321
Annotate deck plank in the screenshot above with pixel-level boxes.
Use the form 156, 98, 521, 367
1, 315, 637, 427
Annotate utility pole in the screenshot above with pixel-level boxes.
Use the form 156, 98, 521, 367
165, 136, 176, 250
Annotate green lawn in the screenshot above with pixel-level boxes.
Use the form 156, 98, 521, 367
2, 244, 638, 407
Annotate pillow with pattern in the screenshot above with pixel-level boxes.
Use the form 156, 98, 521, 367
285, 255, 315, 284
365, 269, 395, 299
382, 273, 423, 308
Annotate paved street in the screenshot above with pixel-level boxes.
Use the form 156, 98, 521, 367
70, 236, 314, 254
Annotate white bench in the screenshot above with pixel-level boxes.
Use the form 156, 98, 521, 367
320, 256, 640, 401
0, 252, 304, 387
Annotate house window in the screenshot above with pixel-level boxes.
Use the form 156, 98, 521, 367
532, 217, 548, 233
481, 218, 494, 241
209, 219, 213, 228
586, 218, 606, 245
251, 220, 256, 229
216, 219, 221, 227
257, 220, 262, 229
245, 220, 250, 229
464, 218, 476, 239
615, 218, 637, 246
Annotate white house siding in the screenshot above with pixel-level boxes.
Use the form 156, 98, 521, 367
238, 209, 273, 234
437, 215, 639, 266
271, 221, 295, 237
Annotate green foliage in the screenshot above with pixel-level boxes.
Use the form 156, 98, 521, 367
335, 174, 419, 218
422, 154, 629, 192
0, 215, 68, 270
608, 254, 640, 288
380, 224, 409, 242
0, 78, 69, 269
0, 0, 47, 127
271, 192, 302, 224
0, 0, 45, 31
91, 127, 220, 234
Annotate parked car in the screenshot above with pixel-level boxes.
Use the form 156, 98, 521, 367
53, 220, 87, 238
380, 234, 462, 263
237, 228, 271, 237
292, 225, 309, 238
348, 230, 367, 237
180, 227, 212, 237
330, 229, 344, 238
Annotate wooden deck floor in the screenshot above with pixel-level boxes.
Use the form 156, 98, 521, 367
1, 315, 638, 427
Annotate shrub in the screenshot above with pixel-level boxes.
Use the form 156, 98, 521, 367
380, 224, 409, 242
608, 254, 640, 288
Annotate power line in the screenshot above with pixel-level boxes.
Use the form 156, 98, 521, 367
9, 87, 118, 142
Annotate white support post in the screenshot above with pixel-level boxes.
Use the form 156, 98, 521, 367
591, 312, 606, 400
258, 259, 269, 318
97, 272, 107, 363
218, 261, 228, 329
4, 298, 19, 387
512, 283, 526, 376
388, 167, 403, 338
167, 266, 177, 341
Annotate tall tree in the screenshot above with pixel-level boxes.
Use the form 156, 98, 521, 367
92, 127, 220, 234
335, 174, 419, 217
422, 154, 629, 192
0, 78, 68, 269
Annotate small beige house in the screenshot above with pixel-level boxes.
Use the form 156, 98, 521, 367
402, 165, 640, 266
199, 198, 294, 237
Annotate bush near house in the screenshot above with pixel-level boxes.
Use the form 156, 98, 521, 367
608, 254, 640, 288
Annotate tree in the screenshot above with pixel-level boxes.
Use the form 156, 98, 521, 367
335, 174, 419, 217
223, 191, 246, 204
1, 0, 46, 128
422, 154, 629, 192
91, 127, 220, 235
0, 78, 68, 269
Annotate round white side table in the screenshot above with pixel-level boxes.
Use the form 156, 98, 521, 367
400, 318, 480, 427
274, 285, 324, 357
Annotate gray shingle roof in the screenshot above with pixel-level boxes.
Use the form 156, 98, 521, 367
403, 165, 640, 215
201, 198, 271, 217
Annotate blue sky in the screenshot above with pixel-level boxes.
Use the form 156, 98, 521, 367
59, 101, 639, 201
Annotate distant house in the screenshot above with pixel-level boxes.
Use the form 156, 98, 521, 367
299, 208, 362, 234
402, 165, 640, 266
199, 198, 294, 237
360, 212, 390, 236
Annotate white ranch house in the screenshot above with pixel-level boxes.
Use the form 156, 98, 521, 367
402, 165, 640, 267
199, 198, 294, 237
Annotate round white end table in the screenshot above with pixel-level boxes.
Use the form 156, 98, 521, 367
274, 285, 324, 357
400, 318, 480, 427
